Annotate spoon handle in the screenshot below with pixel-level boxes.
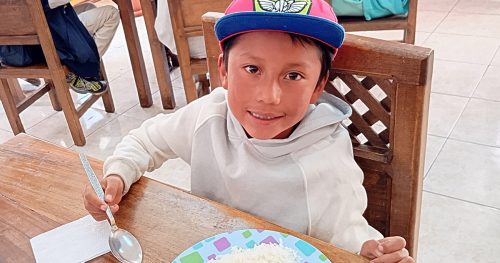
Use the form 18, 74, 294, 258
79, 153, 117, 226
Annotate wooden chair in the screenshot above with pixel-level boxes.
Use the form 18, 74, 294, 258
202, 12, 433, 258
167, 0, 232, 103
329, 0, 418, 44
0, 0, 114, 146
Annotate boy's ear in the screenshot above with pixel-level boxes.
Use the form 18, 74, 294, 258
218, 54, 228, 89
309, 73, 328, 104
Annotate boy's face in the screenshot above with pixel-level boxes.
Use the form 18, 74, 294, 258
219, 31, 327, 139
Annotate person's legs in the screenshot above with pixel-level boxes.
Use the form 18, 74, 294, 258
76, 5, 120, 56
73, 2, 96, 14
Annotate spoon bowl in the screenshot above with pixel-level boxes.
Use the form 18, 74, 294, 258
109, 227, 143, 263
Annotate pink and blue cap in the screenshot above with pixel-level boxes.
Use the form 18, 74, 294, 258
215, 0, 346, 51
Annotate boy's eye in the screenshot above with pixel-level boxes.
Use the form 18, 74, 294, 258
285, 72, 303, 81
244, 65, 259, 74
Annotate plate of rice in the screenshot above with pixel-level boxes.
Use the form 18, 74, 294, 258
172, 229, 331, 263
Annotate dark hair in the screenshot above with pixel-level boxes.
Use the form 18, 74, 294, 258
222, 33, 334, 86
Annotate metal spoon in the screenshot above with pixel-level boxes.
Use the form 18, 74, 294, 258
80, 153, 143, 263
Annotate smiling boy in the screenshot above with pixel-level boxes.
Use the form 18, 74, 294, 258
83, 0, 414, 261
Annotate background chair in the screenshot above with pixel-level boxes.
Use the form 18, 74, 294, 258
328, 0, 418, 44
167, 0, 232, 103
0, 0, 114, 146
202, 12, 433, 257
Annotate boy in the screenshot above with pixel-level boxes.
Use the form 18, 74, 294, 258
83, 0, 414, 262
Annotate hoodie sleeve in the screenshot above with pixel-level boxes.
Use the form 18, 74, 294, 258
103, 90, 219, 194
293, 125, 383, 253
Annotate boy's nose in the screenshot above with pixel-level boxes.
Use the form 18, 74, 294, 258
256, 80, 281, 104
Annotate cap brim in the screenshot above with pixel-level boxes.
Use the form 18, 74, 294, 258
215, 12, 345, 50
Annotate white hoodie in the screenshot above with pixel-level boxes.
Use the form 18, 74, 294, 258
104, 87, 383, 253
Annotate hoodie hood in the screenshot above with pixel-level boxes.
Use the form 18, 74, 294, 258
227, 91, 352, 158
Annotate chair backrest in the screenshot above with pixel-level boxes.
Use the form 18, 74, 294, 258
0, 1, 37, 43
202, 12, 433, 257
328, 0, 418, 44
168, 0, 231, 38
0, 0, 65, 79
167, 0, 232, 102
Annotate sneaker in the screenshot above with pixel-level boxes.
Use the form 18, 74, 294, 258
66, 72, 108, 95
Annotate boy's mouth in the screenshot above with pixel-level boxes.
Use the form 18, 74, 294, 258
248, 111, 283, 120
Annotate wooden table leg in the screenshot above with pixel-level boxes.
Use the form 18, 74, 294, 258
114, 0, 153, 108
140, 0, 176, 109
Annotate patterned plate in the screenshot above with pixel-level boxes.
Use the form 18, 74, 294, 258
172, 229, 331, 263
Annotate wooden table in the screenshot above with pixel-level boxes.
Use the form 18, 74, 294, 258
0, 134, 367, 262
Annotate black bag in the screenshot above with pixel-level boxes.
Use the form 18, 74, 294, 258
0, 45, 44, 67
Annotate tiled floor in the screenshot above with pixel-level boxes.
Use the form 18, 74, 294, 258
1, 0, 499, 262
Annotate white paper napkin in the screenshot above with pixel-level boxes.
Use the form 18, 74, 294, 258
30, 215, 111, 263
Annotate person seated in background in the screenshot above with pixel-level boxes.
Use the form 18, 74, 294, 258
154, 0, 205, 71
331, 0, 409, 20
0, 0, 120, 95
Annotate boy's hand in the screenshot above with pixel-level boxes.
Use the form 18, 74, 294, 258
83, 174, 124, 221
360, 236, 414, 263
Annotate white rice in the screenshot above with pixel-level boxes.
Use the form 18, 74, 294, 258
208, 243, 301, 263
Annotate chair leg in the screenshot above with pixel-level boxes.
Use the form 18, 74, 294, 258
179, 63, 198, 103
51, 74, 86, 146
198, 74, 210, 96
7, 79, 26, 104
0, 79, 25, 134
101, 90, 115, 113
404, 28, 416, 44
99, 61, 115, 113
46, 80, 62, 111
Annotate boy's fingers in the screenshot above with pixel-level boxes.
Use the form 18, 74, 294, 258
110, 204, 120, 213
360, 240, 383, 259
370, 248, 410, 263
83, 184, 106, 208
378, 236, 406, 254
103, 176, 124, 205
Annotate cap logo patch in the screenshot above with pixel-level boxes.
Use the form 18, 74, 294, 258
254, 0, 311, 14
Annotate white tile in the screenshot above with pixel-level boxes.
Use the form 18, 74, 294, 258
416, 11, 448, 33
418, 192, 500, 263
27, 108, 118, 148
427, 93, 469, 137
102, 47, 133, 81
431, 60, 487, 97
473, 66, 500, 102
415, 31, 431, 45
122, 92, 180, 121
418, 0, 459, 12
0, 95, 58, 131
450, 98, 500, 147
0, 129, 14, 144
424, 135, 446, 176
424, 139, 500, 208
452, 0, 500, 15
491, 48, 500, 66
435, 12, 500, 38
71, 114, 145, 160
422, 33, 500, 65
